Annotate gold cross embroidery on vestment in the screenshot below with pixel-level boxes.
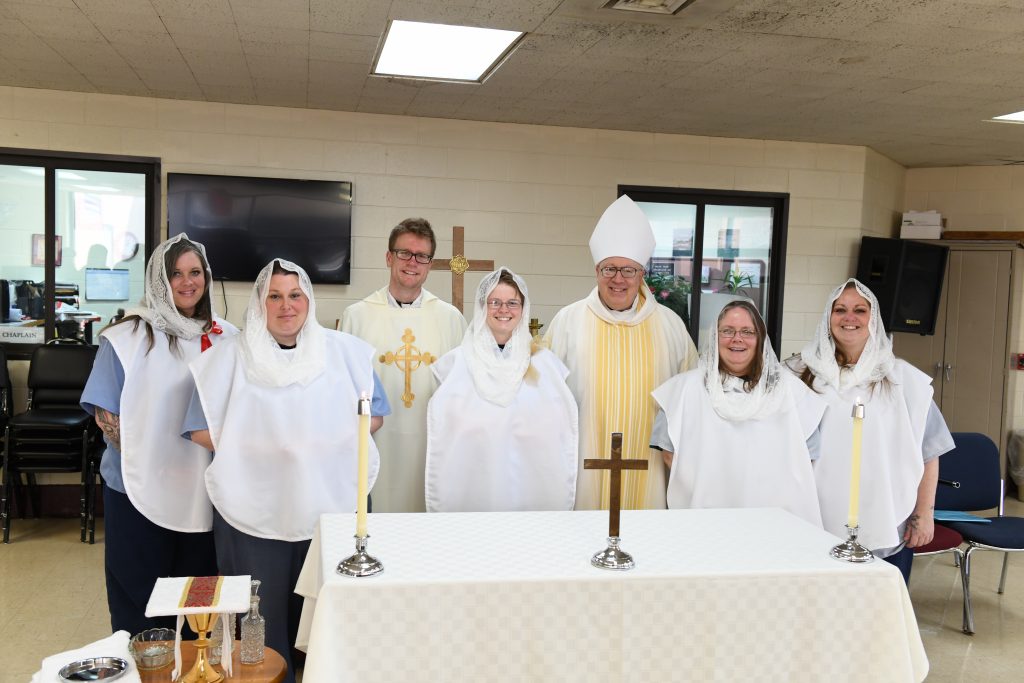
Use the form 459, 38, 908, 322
379, 328, 436, 408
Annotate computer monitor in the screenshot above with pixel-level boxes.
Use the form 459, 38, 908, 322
85, 268, 131, 302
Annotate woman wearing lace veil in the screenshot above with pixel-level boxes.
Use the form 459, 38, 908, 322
650, 300, 824, 526
787, 278, 954, 583
81, 233, 238, 634
425, 267, 578, 512
183, 259, 389, 683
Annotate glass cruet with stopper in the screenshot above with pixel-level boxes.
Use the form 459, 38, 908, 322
240, 579, 265, 664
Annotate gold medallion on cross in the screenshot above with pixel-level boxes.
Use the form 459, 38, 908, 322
430, 226, 494, 313
379, 328, 436, 408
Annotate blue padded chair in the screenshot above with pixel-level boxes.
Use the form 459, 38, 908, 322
938, 432, 1024, 634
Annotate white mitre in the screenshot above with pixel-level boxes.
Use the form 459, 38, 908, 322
589, 195, 656, 266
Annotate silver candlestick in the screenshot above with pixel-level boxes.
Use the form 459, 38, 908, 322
829, 524, 874, 563
337, 534, 384, 577
591, 536, 635, 571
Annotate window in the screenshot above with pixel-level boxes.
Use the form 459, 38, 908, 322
0, 149, 159, 358
622, 185, 789, 350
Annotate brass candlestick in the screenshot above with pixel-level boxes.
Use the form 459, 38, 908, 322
180, 612, 223, 683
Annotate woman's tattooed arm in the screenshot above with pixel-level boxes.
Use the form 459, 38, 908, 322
94, 408, 122, 451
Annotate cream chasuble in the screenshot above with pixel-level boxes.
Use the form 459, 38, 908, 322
546, 287, 697, 510
342, 287, 466, 512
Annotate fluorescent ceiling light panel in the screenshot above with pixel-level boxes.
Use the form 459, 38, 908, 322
604, 0, 696, 14
373, 20, 523, 82
992, 110, 1024, 123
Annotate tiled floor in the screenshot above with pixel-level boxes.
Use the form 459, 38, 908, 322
2, 503, 1023, 682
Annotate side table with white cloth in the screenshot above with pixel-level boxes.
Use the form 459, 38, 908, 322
296, 509, 928, 682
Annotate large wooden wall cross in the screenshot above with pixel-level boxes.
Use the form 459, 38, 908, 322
430, 226, 494, 313
584, 433, 648, 538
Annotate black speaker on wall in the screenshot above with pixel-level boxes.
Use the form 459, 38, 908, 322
855, 236, 949, 335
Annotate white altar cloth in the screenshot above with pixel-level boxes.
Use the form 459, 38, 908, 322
295, 508, 927, 682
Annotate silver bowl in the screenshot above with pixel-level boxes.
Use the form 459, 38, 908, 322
57, 656, 129, 681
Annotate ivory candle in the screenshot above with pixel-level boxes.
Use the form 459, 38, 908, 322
356, 393, 371, 538
847, 398, 865, 528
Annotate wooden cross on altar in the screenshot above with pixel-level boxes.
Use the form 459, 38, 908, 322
430, 226, 494, 313
584, 432, 648, 538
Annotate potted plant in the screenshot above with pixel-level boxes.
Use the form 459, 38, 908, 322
718, 266, 756, 296
645, 272, 691, 328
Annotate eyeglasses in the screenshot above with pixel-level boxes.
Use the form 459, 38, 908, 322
718, 327, 758, 340
598, 266, 642, 279
486, 299, 522, 311
391, 249, 433, 264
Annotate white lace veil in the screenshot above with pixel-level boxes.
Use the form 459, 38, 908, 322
238, 259, 327, 388
126, 232, 212, 340
462, 267, 532, 407
701, 300, 785, 421
800, 278, 896, 391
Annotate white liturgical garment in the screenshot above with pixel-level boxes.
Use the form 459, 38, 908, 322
191, 332, 379, 542
806, 360, 935, 551
103, 317, 236, 533
426, 346, 578, 512
794, 277, 952, 552
654, 370, 825, 527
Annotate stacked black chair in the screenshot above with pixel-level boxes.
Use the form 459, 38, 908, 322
937, 432, 1024, 634
0, 347, 12, 501
1, 340, 101, 543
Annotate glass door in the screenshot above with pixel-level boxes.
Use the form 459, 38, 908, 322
624, 185, 789, 350
0, 149, 159, 358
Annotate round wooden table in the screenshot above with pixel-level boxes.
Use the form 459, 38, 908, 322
138, 640, 286, 683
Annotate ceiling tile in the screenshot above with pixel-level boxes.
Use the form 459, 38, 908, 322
85, 9, 166, 33
149, 0, 234, 23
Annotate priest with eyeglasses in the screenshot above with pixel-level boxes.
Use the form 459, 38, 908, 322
545, 195, 697, 511
342, 218, 466, 512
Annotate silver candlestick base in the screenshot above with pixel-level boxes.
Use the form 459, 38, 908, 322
591, 536, 635, 571
337, 534, 384, 577
829, 524, 874, 563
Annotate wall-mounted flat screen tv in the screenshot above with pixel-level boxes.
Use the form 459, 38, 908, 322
167, 173, 352, 284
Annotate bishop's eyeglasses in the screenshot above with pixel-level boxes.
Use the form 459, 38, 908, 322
598, 265, 642, 279
391, 249, 433, 264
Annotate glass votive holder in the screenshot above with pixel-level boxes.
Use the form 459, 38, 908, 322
129, 627, 176, 671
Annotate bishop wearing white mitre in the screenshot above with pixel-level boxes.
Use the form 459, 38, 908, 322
545, 195, 698, 510
342, 218, 466, 512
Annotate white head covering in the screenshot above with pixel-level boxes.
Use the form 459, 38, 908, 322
589, 195, 656, 266
126, 232, 212, 340
701, 301, 785, 421
238, 258, 326, 387
462, 267, 532, 407
800, 278, 896, 391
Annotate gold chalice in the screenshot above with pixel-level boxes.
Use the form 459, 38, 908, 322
179, 613, 223, 683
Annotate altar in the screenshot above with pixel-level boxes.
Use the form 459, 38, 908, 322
295, 508, 927, 682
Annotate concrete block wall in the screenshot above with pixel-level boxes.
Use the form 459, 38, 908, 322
1, 85, 897, 365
